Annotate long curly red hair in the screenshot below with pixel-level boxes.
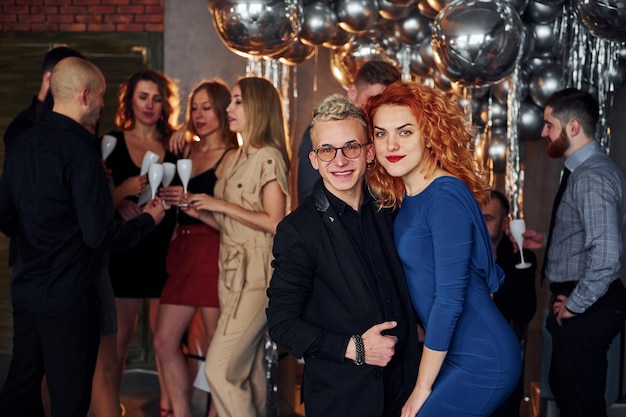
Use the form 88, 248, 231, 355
365, 81, 489, 208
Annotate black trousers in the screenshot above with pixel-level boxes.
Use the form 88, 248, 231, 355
547, 279, 626, 417
0, 287, 100, 417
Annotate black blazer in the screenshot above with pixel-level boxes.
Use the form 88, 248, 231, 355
267, 182, 419, 417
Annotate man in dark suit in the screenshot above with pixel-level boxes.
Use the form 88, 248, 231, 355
266, 94, 419, 417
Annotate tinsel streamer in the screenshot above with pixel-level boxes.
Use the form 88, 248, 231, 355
505, 68, 523, 219
246, 56, 293, 149
264, 332, 279, 417
246, 56, 263, 77
566, 16, 617, 153
399, 45, 412, 82
486, 92, 495, 188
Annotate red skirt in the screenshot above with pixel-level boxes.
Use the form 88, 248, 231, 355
161, 223, 220, 307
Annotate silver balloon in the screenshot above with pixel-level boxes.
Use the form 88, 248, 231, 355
410, 44, 434, 77
418, 36, 435, 68
432, 0, 524, 87
212, 0, 302, 57
518, 24, 537, 65
574, 0, 626, 42
275, 38, 316, 65
394, 7, 432, 45
417, 0, 439, 17
528, 21, 561, 58
537, 0, 566, 4
518, 99, 544, 141
432, 68, 453, 93
529, 63, 566, 106
322, 25, 354, 49
387, 0, 416, 4
480, 97, 508, 126
330, 28, 399, 87
378, 0, 413, 20
493, 73, 529, 102
523, 56, 555, 73
336, 0, 379, 33
502, 0, 529, 14
525, 0, 563, 23
300, 2, 338, 46
488, 125, 508, 173
426, 0, 455, 12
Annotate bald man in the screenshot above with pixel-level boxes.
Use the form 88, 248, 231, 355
0, 57, 165, 417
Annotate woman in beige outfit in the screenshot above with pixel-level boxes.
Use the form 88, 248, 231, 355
183, 76, 290, 417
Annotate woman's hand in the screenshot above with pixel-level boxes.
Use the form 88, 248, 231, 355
188, 193, 224, 213
117, 175, 148, 198
401, 386, 432, 417
168, 123, 188, 156
159, 185, 184, 207
116, 199, 142, 221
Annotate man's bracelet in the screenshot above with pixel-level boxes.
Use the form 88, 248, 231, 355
351, 334, 365, 366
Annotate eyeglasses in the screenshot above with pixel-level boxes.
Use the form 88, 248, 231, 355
312, 142, 366, 162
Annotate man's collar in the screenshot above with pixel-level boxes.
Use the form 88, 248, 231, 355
565, 140, 601, 172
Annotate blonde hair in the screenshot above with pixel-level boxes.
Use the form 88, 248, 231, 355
237, 77, 289, 166
365, 81, 489, 208
310, 94, 368, 145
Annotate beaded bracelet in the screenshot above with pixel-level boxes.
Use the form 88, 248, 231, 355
351, 334, 365, 366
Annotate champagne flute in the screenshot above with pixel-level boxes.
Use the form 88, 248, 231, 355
509, 219, 532, 269
101, 134, 117, 160
177, 159, 192, 207
148, 163, 163, 200
140, 150, 159, 175
137, 151, 160, 205
161, 162, 176, 209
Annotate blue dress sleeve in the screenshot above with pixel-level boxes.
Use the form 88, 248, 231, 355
423, 187, 474, 351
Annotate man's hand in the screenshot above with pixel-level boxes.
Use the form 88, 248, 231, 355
553, 294, 577, 326
510, 227, 545, 252
344, 321, 399, 367
142, 196, 166, 225
521, 228, 545, 250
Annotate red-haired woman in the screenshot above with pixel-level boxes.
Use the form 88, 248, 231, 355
366, 81, 520, 417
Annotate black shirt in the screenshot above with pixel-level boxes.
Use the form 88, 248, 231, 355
493, 233, 537, 337
3, 96, 47, 150
0, 112, 156, 317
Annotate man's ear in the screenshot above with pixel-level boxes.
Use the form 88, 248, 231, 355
569, 119, 582, 137
80, 89, 89, 106
308, 150, 319, 171
347, 83, 357, 102
366, 143, 375, 164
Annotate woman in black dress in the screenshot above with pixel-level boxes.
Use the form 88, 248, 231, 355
105, 70, 180, 416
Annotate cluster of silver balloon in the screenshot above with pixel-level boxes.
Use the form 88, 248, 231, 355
208, 0, 626, 217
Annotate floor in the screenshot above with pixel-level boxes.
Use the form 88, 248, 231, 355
0, 352, 625, 417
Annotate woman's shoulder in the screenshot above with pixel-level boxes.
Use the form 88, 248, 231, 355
254, 145, 283, 159
415, 176, 474, 208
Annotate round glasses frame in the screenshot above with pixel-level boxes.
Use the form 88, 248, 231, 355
313, 142, 366, 162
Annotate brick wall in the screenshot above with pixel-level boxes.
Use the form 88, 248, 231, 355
0, 0, 164, 32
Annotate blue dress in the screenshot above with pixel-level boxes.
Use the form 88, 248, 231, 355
395, 177, 521, 416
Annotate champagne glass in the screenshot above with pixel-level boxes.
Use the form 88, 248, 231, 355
161, 162, 176, 209
101, 134, 117, 160
140, 150, 159, 175
509, 219, 532, 269
137, 151, 160, 205
148, 163, 163, 200
177, 159, 192, 207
